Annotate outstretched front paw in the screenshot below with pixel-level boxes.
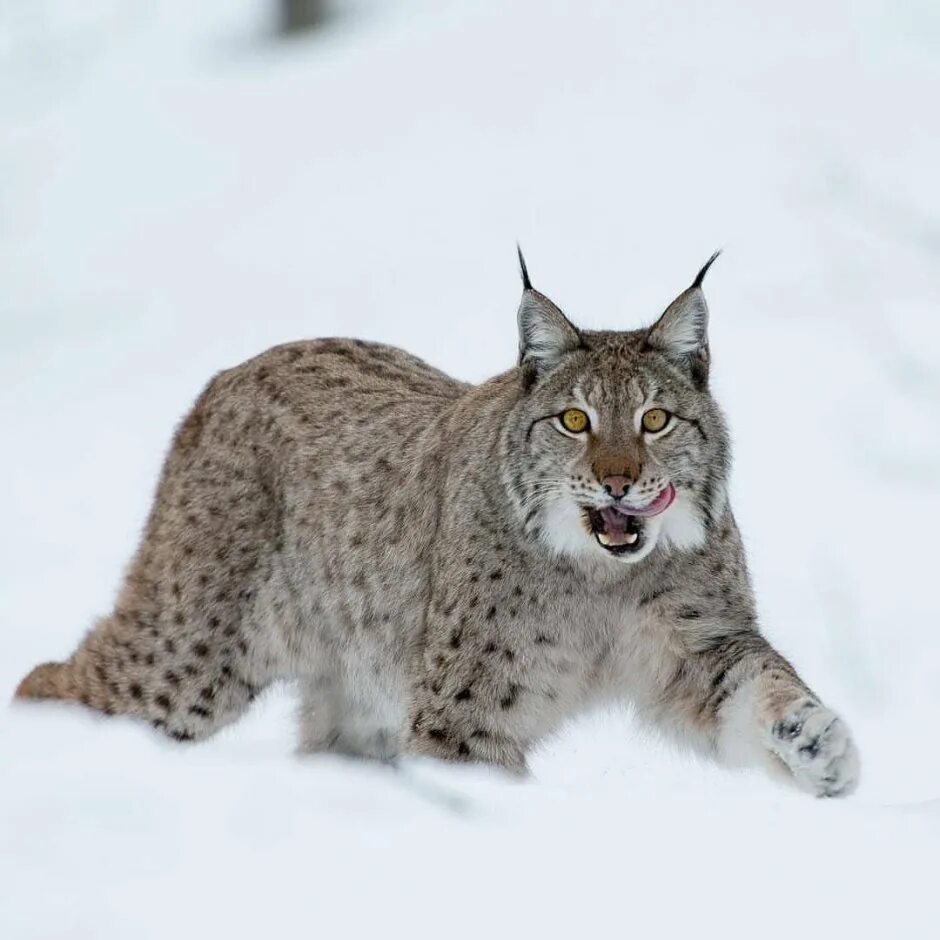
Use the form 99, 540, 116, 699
771, 700, 860, 798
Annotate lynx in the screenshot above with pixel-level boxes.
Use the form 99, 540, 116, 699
16, 251, 859, 796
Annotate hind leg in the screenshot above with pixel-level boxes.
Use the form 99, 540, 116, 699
16, 378, 290, 740
298, 672, 405, 762
17, 604, 280, 742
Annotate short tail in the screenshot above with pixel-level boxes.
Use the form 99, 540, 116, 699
14, 660, 77, 702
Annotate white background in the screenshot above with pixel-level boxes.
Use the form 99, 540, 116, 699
2, 2, 939, 937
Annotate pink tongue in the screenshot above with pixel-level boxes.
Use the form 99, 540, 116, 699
598, 507, 635, 545
596, 485, 676, 546
614, 482, 676, 518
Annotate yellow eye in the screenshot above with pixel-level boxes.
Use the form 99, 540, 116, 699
642, 408, 671, 433
560, 408, 590, 433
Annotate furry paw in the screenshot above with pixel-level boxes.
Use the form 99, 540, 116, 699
771, 700, 860, 798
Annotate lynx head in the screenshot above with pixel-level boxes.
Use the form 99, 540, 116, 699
501, 249, 731, 566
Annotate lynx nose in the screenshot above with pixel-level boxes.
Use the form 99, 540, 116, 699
601, 475, 632, 499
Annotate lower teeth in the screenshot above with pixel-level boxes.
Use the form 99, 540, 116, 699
597, 530, 638, 547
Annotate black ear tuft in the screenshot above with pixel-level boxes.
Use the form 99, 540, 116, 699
517, 243, 532, 291
515, 248, 582, 385
692, 250, 722, 289
646, 253, 721, 388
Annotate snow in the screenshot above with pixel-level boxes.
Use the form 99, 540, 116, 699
2, 1, 939, 937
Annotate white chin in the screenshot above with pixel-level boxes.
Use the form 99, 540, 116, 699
539, 499, 663, 565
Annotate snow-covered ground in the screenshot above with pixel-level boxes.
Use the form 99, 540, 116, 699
2, 1, 939, 936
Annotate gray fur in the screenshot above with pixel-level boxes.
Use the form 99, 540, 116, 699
17, 258, 859, 796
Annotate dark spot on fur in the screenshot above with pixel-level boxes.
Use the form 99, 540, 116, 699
638, 587, 669, 607
188, 705, 212, 719
457, 742, 470, 757
164, 638, 176, 654
428, 728, 446, 742
483, 641, 497, 654
129, 683, 143, 701
164, 671, 180, 687
535, 634, 554, 645
454, 687, 472, 702
154, 694, 172, 712
192, 642, 210, 658
711, 665, 730, 690
486, 606, 497, 621
500, 684, 521, 709
678, 607, 702, 620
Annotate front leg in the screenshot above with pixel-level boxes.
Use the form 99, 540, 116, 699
673, 629, 860, 797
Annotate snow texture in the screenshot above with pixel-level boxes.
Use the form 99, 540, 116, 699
2, 1, 939, 937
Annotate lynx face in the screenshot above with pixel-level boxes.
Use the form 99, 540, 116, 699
503, 254, 731, 566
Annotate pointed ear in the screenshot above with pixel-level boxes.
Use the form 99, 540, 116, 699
516, 247, 582, 383
646, 251, 720, 387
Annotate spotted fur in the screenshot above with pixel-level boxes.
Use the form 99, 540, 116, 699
15, 257, 859, 796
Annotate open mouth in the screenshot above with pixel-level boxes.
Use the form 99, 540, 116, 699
584, 483, 676, 556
